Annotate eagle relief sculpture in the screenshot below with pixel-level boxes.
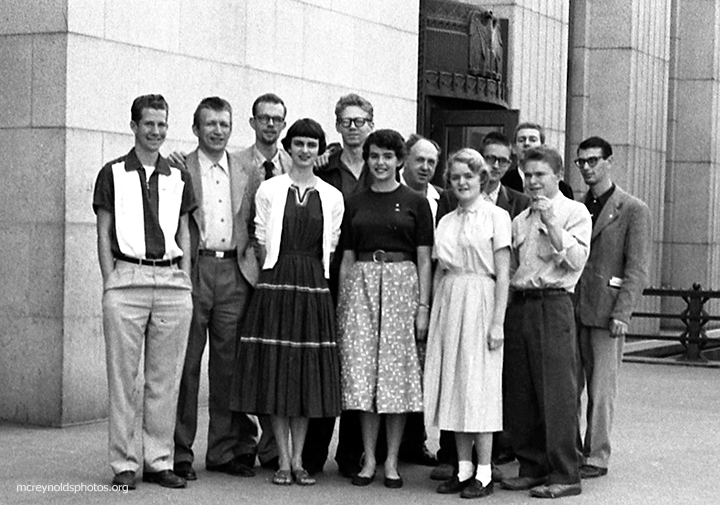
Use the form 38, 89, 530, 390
468, 10, 503, 78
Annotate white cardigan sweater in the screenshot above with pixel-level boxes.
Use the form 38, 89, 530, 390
254, 174, 344, 278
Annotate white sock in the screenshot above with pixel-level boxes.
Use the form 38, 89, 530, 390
457, 461, 474, 481
476, 464, 492, 486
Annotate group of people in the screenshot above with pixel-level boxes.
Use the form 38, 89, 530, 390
93, 91, 651, 500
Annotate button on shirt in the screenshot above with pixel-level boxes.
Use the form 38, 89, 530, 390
510, 193, 592, 292
199, 149, 235, 251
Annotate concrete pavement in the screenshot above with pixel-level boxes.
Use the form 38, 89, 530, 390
2, 361, 719, 504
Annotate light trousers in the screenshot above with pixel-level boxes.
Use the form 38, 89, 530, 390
103, 261, 192, 474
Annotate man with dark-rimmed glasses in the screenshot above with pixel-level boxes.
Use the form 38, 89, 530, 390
573, 136, 650, 480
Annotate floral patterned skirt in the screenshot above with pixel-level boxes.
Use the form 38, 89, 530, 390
337, 261, 423, 414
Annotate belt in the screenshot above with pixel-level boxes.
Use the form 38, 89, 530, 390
513, 288, 568, 299
356, 250, 413, 263
199, 249, 237, 259
114, 253, 181, 267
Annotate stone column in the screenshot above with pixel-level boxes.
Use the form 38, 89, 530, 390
663, 0, 720, 317
566, 0, 673, 333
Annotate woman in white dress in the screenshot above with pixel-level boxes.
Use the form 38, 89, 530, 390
423, 148, 511, 499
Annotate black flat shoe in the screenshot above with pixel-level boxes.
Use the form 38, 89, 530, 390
384, 475, 403, 489
437, 475, 473, 494
351, 472, 376, 486
461, 480, 494, 499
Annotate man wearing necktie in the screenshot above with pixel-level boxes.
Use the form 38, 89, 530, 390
236, 93, 291, 183
174, 97, 263, 481
500, 146, 591, 499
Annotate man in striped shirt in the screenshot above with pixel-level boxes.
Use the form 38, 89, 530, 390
93, 94, 196, 491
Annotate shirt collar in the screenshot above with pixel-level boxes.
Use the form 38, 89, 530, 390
124, 148, 170, 176
252, 144, 281, 167
198, 148, 229, 172
400, 171, 440, 201
484, 183, 500, 204
584, 183, 616, 206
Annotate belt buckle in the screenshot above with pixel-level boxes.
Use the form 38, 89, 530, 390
214, 250, 224, 259
372, 249, 386, 263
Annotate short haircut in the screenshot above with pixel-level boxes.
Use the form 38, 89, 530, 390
252, 93, 286, 118
578, 136, 613, 159
362, 129, 406, 161
514, 121, 545, 144
444, 148, 489, 185
335, 93, 374, 121
281, 118, 327, 155
406, 134, 441, 157
481, 131, 512, 151
193, 96, 232, 127
131, 94, 168, 122
522, 146, 564, 175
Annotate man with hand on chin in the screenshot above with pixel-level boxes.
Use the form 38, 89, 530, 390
500, 146, 591, 499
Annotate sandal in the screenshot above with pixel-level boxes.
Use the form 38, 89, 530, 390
272, 469, 292, 486
292, 468, 316, 486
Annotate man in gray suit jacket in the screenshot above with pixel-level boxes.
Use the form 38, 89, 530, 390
574, 136, 651, 479
235, 93, 292, 182
174, 97, 264, 481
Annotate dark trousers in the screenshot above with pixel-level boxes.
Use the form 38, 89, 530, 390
174, 256, 257, 467
503, 293, 580, 485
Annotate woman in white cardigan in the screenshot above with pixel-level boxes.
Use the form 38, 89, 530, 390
230, 118, 344, 486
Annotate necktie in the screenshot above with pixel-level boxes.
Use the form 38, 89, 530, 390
263, 160, 275, 180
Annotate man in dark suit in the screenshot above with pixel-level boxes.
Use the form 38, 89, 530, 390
501, 122, 574, 200
174, 97, 264, 481
574, 136, 650, 479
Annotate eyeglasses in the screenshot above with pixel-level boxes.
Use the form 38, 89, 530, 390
337, 117, 371, 128
484, 154, 512, 168
574, 156, 604, 168
254, 115, 285, 125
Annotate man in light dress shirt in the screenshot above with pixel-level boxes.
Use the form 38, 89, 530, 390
500, 146, 591, 499
174, 97, 264, 481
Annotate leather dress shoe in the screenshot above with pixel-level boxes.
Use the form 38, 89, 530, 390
112, 470, 136, 490
142, 469, 186, 488
430, 462, 455, 481
461, 480, 494, 499
437, 475, 473, 494
384, 474, 403, 489
173, 462, 197, 481
500, 475, 548, 491
529, 482, 582, 498
207, 455, 255, 477
579, 464, 608, 479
